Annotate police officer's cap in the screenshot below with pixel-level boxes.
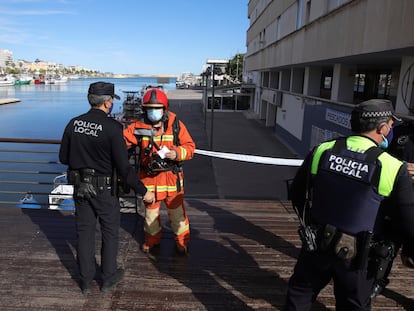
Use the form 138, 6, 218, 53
88, 82, 120, 100
352, 99, 401, 122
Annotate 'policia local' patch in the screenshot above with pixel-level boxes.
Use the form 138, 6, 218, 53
320, 152, 376, 183
73, 119, 103, 137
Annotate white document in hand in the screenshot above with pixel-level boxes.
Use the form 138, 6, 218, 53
157, 145, 170, 159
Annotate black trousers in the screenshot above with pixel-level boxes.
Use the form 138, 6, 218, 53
284, 248, 374, 311
75, 187, 120, 285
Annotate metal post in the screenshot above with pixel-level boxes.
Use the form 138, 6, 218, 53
206, 58, 228, 150
210, 64, 215, 150
236, 55, 239, 83
203, 72, 208, 129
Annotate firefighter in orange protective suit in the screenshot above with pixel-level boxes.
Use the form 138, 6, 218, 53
123, 88, 195, 254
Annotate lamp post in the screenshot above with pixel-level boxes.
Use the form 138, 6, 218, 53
202, 67, 210, 130
210, 63, 215, 150
206, 59, 228, 150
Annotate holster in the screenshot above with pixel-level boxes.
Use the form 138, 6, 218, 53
316, 224, 372, 269
319, 224, 337, 252
354, 231, 373, 270
76, 182, 97, 200
67, 169, 111, 200
368, 240, 395, 280
67, 170, 80, 185
335, 232, 357, 260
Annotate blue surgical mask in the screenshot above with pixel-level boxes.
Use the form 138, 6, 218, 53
146, 108, 163, 123
379, 124, 393, 149
379, 134, 389, 149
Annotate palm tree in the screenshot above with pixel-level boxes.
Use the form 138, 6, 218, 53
226, 53, 244, 83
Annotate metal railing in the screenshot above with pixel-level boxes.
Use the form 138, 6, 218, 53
0, 137, 139, 211
0, 137, 64, 208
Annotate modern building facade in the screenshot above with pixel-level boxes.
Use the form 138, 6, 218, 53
0, 49, 14, 71
245, 0, 414, 157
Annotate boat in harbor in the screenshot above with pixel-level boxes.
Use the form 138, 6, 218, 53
18, 174, 74, 210
113, 84, 165, 123
48, 174, 74, 210
122, 90, 143, 119
35, 74, 69, 84
53, 75, 68, 84
0, 75, 15, 87
18, 192, 41, 209
141, 84, 164, 96
14, 74, 33, 85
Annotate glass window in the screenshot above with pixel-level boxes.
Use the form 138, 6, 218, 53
320, 69, 333, 99
262, 71, 270, 88
297, 0, 303, 29
354, 73, 365, 93
378, 73, 391, 98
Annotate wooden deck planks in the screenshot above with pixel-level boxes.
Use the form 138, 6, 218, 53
0, 199, 413, 310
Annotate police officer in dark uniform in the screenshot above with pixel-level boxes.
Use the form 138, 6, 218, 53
370, 119, 414, 298
59, 82, 155, 295
284, 99, 414, 310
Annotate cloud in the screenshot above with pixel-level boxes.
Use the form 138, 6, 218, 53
0, 0, 76, 15
0, 9, 75, 15
0, 22, 28, 44
1, 0, 73, 4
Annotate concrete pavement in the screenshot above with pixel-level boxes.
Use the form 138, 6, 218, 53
168, 89, 301, 200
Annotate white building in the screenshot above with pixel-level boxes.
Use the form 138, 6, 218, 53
244, 0, 414, 157
0, 49, 14, 71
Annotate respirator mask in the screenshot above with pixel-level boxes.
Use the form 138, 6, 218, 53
146, 108, 164, 123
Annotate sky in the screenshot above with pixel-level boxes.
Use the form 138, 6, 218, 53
0, 0, 249, 75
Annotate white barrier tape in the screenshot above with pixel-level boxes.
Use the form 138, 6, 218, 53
195, 149, 303, 167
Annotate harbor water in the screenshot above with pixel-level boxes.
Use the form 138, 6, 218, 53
0, 77, 177, 139
0, 77, 177, 208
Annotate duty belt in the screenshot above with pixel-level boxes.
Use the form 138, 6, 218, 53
91, 176, 112, 189
68, 169, 112, 189
307, 223, 372, 269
